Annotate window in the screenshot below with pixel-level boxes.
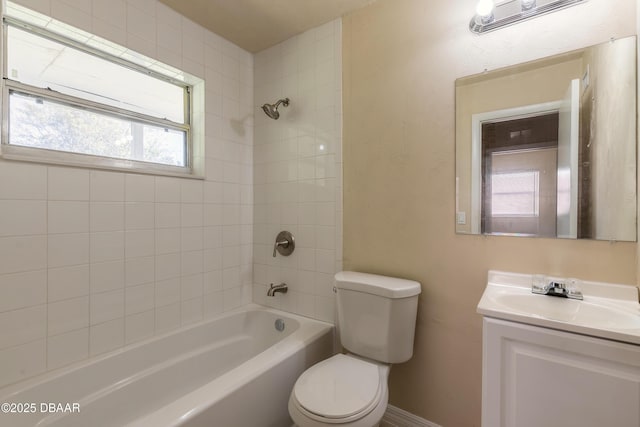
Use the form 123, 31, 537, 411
2, 14, 193, 174
491, 170, 540, 217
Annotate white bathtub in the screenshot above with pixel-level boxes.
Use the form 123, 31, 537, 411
0, 304, 334, 427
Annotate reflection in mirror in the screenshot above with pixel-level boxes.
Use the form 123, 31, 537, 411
455, 36, 637, 241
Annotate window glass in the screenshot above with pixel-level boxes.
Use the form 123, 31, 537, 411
491, 171, 540, 217
7, 25, 185, 124
9, 91, 186, 166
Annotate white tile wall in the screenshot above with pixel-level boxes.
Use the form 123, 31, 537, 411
252, 20, 343, 322
0, 0, 253, 387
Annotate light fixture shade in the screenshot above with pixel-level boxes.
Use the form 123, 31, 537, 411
470, 0, 588, 34
476, 0, 495, 17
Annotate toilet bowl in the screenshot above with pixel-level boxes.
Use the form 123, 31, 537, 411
288, 272, 421, 427
288, 354, 390, 427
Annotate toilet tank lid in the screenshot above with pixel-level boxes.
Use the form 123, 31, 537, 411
335, 271, 421, 298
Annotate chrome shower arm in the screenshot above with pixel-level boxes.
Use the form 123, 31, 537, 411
274, 98, 290, 108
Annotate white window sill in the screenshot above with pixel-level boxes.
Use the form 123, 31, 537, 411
0, 145, 204, 180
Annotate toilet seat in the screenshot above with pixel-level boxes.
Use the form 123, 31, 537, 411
291, 354, 387, 424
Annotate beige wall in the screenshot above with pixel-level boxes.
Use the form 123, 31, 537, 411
637, 0, 640, 279
342, 0, 637, 425
585, 38, 637, 240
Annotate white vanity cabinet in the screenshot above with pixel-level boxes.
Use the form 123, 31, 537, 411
482, 317, 640, 427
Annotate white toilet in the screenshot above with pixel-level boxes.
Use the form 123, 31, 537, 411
288, 271, 421, 427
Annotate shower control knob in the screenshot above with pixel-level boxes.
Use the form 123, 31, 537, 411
272, 231, 295, 257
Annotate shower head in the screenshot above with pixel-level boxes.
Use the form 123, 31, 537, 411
261, 98, 290, 120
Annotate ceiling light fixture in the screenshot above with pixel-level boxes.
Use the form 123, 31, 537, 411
470, 0, 588, 34
475, 0, 495, 23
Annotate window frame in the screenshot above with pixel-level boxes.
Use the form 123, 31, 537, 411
1, 16, 196, 177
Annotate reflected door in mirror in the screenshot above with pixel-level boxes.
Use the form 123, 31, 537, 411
482, 113, 558, 237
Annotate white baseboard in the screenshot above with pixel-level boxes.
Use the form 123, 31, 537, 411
380, 405, 442, 427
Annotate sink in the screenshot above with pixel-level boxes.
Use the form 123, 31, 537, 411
478, 271, 640, 344
493, 292, 580, 321
492, 292, 640, 328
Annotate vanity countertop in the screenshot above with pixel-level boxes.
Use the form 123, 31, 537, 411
477, 271, 640, 345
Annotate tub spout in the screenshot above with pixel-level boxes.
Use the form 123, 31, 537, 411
267, 283, 288, 297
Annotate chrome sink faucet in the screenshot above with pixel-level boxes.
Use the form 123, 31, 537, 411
267, 283, 288, 297
532, 276, 583, 300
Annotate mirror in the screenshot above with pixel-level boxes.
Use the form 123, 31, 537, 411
455, 36, 637, 241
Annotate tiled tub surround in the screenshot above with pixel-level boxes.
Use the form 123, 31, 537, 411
0, 0, 253, 387
252, 19, 343, 322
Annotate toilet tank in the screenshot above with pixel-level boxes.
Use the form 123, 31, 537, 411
335, 271, 421, 364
